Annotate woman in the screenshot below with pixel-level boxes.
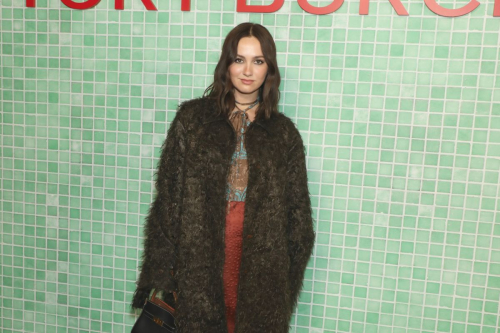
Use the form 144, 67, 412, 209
131, 22, 315, 333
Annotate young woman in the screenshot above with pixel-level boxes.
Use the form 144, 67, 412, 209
132, 22, 315, 333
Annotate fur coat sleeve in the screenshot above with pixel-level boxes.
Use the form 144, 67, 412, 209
131, 106, 187, 309
286, 127, 316, 314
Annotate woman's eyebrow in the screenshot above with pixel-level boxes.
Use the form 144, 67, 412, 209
236, 54, 265, 59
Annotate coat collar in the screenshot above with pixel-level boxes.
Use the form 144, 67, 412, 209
201, 98, 274, 135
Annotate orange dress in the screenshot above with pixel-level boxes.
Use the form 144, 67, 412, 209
223, 109, 251, 333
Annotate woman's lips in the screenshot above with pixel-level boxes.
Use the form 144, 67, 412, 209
241, 79, 254, 85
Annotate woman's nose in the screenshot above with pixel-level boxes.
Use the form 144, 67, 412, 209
243, 63, 252, 76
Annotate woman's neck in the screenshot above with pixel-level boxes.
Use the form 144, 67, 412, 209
232, 90, 260, 122
233, 91, 259, 105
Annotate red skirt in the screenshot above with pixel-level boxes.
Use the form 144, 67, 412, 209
223, 201, 245, 333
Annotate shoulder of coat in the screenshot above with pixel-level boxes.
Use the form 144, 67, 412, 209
175, 96, 215, 128
275, 112, 302, 137
275, 112, 294, 126
273, 113, 307, 154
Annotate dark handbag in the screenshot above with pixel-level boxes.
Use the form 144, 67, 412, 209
131, 290, 178, 333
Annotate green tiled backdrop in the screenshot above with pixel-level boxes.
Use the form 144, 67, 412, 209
1, 0, 500, 332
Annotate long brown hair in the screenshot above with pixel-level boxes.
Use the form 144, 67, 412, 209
203, 22, 281, 120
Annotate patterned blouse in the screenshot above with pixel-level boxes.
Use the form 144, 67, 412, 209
225, 109, 252, 206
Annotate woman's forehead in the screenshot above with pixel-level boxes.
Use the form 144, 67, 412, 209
236, 37, 263, 55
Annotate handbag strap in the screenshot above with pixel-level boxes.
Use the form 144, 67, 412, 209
152, 289, 178, 303
151, 289, 178, 313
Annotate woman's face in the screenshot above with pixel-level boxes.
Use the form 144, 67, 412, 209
228, 36, 269, 102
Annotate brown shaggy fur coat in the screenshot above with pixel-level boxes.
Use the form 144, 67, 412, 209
131, 96, 315, 332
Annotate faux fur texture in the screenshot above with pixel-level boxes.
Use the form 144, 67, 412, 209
132, 96, 316, 332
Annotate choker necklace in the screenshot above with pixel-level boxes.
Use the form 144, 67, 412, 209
234, 99, 259, 113
235, 98, 258, 106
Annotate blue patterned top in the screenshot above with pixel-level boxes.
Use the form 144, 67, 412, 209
225, 111, 252, 202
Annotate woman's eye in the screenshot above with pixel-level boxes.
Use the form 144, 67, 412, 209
255, 59, 265, 65
235, 58, 243, 63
